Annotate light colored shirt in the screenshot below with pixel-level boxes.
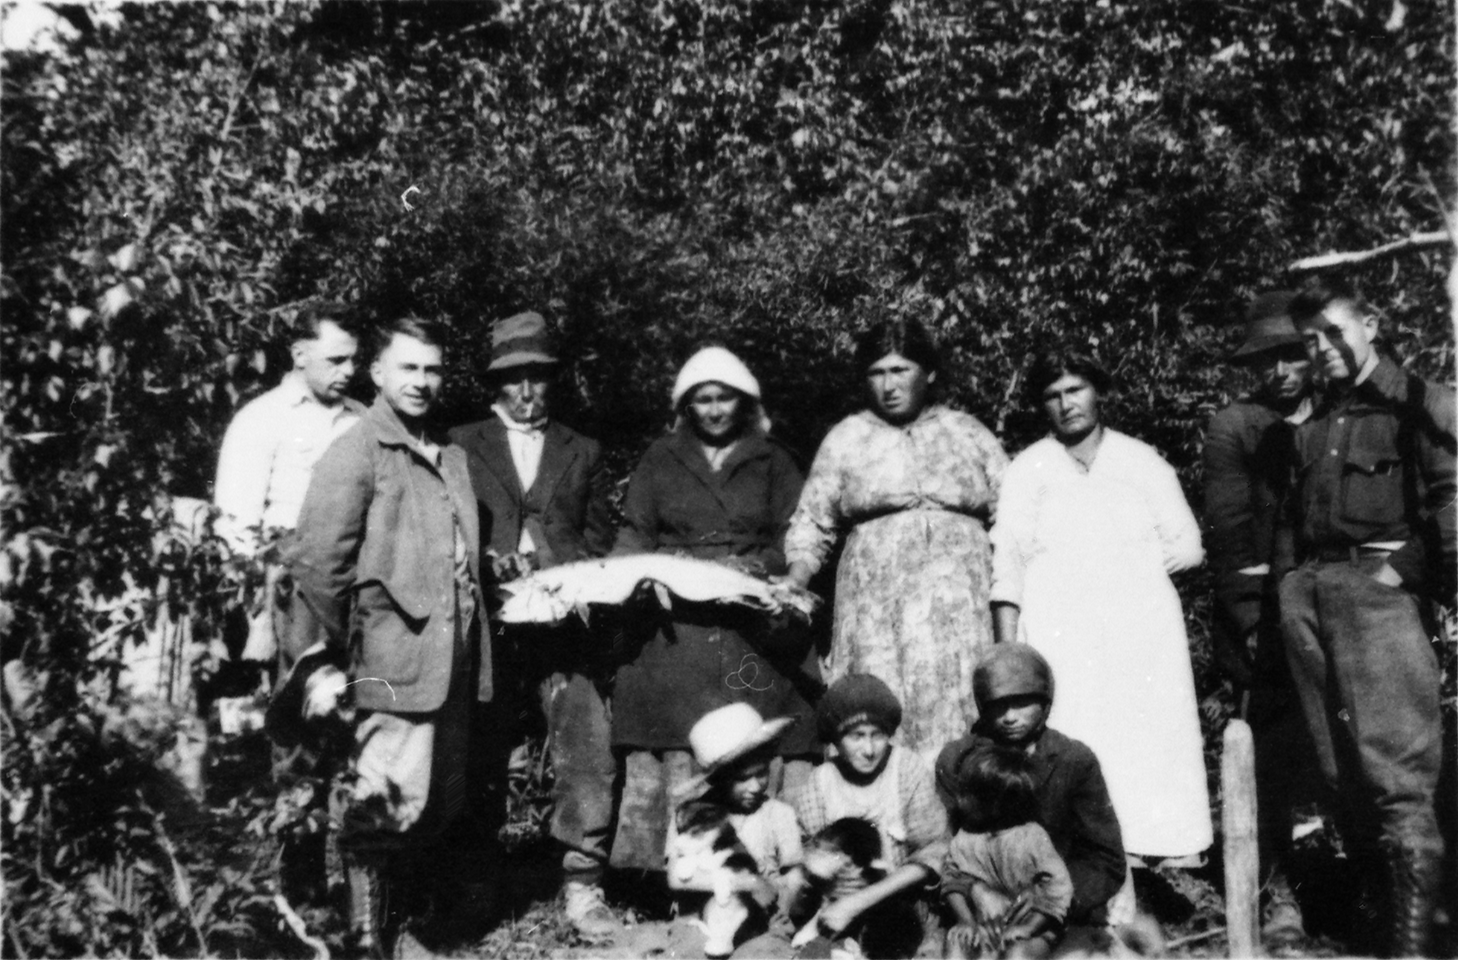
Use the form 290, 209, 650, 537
492, 403, 546, 553
214, 374, 363, 554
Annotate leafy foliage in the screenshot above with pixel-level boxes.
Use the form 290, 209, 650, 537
1, 0, 1453, 954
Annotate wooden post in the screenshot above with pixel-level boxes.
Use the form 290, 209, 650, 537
1222, 719, 1260, 958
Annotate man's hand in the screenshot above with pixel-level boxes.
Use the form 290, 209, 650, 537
302, 665, 348, 719
488, 550, 537, 583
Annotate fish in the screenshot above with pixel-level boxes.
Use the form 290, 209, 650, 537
495, 553, 821, 626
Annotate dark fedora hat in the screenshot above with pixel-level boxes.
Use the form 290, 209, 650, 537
265, 643, 348, 748
487, 311, 559, 372
1231, 291, 1303, 362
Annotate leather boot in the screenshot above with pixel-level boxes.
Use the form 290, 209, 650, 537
346, 854, 392, 959
1385, 844, 1441, 958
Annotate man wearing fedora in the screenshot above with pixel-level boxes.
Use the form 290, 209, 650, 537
449, 311, 618, 938
1202, 289, 1315, 944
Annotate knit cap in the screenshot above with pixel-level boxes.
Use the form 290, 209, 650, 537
972, 644, 1054, 711
671, 346, 762, 408
817, 674, 902, 742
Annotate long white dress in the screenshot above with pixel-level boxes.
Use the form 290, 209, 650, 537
991, 431, 1212, 858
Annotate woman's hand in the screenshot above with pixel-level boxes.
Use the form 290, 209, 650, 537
779, 560, 814, 591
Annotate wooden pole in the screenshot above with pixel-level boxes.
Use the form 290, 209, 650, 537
1222, 719, 1260, 958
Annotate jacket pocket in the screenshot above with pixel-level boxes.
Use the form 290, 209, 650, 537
1340, 425, 1405, 532
355, 584, 424, 688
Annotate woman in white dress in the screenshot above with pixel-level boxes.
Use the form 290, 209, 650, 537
990, 349, 1211, 861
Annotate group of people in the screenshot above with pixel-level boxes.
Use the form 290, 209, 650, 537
212, 274, 1453, 958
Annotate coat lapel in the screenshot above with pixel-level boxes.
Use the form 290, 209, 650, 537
472, 418, 524, 503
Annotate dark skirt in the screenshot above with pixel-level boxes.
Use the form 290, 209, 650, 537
610, 600, 822, 757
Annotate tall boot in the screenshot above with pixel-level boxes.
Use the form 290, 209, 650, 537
1385, 844, 1441, 958
346, 853, 393, 959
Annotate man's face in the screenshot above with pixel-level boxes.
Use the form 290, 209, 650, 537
371, 333, 443, 421
293, 320, 358, 404
1250, 346, 1312, 401
495, 364, 553, 424
1298, 300, 1377, 381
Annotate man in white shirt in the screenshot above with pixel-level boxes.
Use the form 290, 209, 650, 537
451, 311, 617, 939
215, 303, 364, 559
213, 302, 361, 905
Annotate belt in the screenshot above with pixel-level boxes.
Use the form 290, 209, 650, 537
1311, 544, 1398, 563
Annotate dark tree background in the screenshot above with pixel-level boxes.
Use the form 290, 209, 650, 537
1, 1, 1453, 955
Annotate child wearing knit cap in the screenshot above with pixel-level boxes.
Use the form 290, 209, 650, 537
784, 673, 951, 958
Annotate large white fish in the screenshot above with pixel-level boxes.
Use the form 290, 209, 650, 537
496, 553, 820, 626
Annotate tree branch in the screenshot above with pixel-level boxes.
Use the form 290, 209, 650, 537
1290, 231, 1450, 272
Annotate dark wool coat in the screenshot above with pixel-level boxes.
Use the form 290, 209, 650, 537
1202, 397, 1299, 685
610, 427, 821, 754
449, 417, 614, 568
935, 726, 1126, 925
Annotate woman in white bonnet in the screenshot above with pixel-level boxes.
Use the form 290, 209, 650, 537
610, 345, 822, 873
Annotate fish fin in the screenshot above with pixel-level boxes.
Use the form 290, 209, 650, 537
653, 581, 672, 611
574, 602, 591, 626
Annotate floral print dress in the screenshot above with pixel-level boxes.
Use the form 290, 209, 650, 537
785, 406, 1009, 754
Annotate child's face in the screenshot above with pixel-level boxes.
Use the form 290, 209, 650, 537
984, 694, 1048, 746
726, 758, 771, 814
834, 722, 891, 779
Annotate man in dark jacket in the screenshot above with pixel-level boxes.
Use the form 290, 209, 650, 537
449, 311, 618, 939
1202, 290, 1314, 940
289, 317, 489, 955
1279, 275, 1455, 957
935, 645, 1126, 934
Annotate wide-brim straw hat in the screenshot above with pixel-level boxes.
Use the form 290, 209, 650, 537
488, 311, 559, 372
670, 703, 793, 804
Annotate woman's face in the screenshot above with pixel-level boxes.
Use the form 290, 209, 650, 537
834, 722, 891, 780
688, 382, 743, 444
866, 352, 934, 424
1041, 373, 1100, 442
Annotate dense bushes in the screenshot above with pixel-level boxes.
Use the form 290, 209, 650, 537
2, 1, 1453, 954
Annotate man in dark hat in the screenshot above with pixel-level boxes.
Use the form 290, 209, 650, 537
449, 311, 618, 939
1201, 289, 1315, 942
1278, 275, 1454, 958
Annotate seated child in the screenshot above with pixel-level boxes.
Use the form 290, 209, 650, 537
667, 703, 802, 956
790, 674, 951, 959
935, 645, 1133, 952
941, 743, 1072, 959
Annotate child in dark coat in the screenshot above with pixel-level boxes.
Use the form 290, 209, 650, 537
934, 645, 1126, 940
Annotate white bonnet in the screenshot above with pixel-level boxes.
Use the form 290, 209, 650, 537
671, 346, 762, 408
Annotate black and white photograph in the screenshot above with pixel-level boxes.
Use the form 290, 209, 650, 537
1, 1, 1454, 957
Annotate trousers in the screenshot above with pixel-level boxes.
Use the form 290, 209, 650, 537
543, 669, 617, 882
1278, 557, 1443, 853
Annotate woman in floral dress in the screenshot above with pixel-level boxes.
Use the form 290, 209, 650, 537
784, 320, 1009, 755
